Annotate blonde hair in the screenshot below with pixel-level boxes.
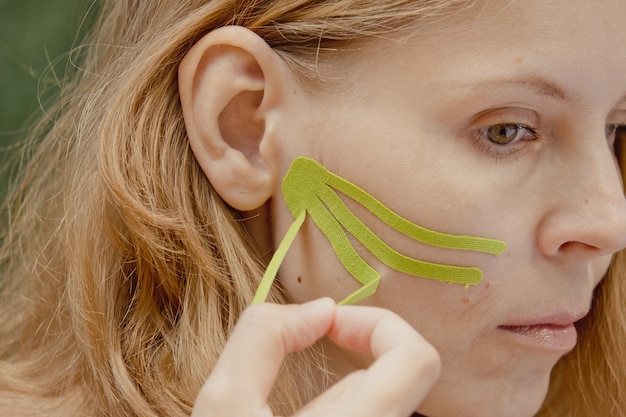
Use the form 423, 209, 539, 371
0, 1, 625, 416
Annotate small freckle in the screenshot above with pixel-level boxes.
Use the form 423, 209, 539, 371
515, 56, 524, 64
485, 283, 491, 289
462, 297, 470, 304
297, 276, 302, 283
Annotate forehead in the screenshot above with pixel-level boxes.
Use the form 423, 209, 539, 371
337, 0, 626, 107
409, 0, 626, 60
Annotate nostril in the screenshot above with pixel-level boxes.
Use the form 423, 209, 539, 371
557, 240, 601, 254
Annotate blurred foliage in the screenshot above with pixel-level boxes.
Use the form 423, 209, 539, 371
0, 0, 87, 199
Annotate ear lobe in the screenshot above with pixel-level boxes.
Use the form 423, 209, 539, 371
178, 26, 290, 211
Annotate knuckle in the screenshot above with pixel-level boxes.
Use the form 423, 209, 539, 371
237, 303, 283, 333
240, 303, 278, 322
193, 380, 230, 414
236, 303, 301, 348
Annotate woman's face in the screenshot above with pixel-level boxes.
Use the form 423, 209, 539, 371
270, 1, 626, 416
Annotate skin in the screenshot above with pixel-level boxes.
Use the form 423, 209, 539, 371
179, 1, 626, 416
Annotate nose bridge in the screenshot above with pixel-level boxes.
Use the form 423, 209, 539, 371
550, 134, 626, 254
574, 135, 623, 202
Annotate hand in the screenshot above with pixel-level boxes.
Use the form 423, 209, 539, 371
191, 298, 441, 417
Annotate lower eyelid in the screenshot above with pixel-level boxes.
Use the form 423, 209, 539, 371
470, 129, 518, 159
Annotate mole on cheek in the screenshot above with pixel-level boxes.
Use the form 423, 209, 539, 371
297, 276, 302, 283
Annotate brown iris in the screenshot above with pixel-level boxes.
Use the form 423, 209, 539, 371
485, 124, 528, 145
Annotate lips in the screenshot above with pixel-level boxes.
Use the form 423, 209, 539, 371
497, 310, 588, 352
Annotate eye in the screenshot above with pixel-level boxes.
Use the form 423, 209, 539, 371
482, 123, 538, 145
606, 124, 625, 144
608, 124, 626, 162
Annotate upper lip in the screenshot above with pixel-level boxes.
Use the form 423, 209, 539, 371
499, 309, 590, 328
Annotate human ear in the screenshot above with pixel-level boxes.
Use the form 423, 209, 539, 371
178, 26, 292, 211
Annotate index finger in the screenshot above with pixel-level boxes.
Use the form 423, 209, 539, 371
192, 298, 336, 416
327, 306, 441, 416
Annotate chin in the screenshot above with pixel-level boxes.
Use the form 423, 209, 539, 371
417, 371, 551, 417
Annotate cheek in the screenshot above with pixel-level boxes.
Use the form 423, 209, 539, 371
272, 151, 510, 306
276, 219, 365, 304
374, 272, 496, 322
589, 254, 613, 286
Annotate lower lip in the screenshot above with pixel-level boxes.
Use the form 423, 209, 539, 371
497, 323, 578, 352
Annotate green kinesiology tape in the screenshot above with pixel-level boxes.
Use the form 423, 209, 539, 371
252, 157, 506, 305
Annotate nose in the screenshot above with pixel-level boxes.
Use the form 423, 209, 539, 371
536, 135, 626, 260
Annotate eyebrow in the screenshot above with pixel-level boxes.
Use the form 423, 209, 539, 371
456, 75, 581, 105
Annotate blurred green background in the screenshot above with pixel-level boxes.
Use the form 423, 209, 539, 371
0, 0, 86, 200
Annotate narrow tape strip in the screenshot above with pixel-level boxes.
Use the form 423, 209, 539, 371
252, 211, 306, 305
